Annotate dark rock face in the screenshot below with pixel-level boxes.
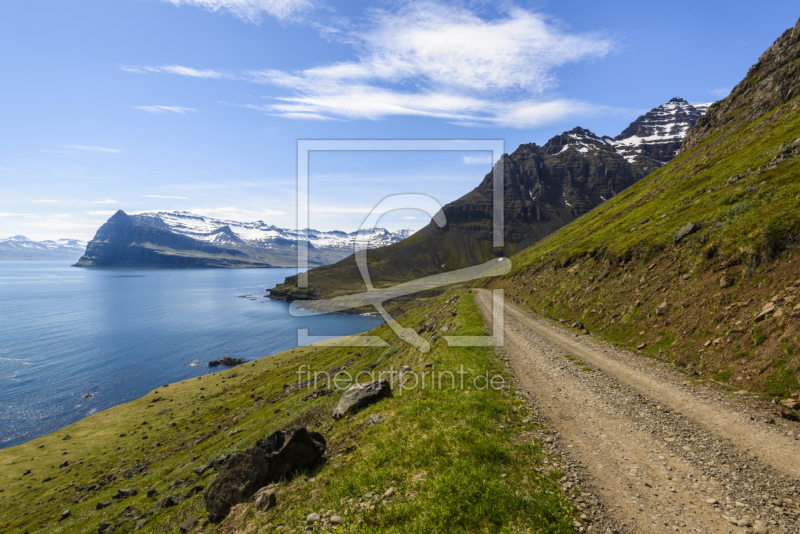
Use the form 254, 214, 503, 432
683, 17, 800, 152
207, 356, 247, 367
203, 426, 326, 523
332, 380, 393, 419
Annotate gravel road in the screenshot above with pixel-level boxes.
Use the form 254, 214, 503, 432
475, 289, 800, 534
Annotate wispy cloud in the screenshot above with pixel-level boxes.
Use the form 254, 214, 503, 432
63, 145, 122, 153
158, 0, 314, 23
0, 212, 36, 218
462, 153, 493, 165
122, 3, 615, 128
35, 199, 59, 203
92, 199, 118, 205
143, 194, 190, 199
133, 105, 196, 114
710, 87, 731, 98
86, 210, 118, 216
121, 65, 227, 78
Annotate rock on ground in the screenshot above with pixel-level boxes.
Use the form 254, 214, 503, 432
204, 426, 325, 522
331, 380, 392, 419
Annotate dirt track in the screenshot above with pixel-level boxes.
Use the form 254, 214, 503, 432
475, 289, 800, 534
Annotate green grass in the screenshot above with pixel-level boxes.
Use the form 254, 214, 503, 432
0, 290, 579, 534
764, 360, 800, 398
752, 325, 768, 346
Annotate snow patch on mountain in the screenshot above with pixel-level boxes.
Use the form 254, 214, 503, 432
131, 211, 413, 251
0, 236, 87, 260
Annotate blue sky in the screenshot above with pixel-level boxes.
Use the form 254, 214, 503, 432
1, 0, 798, 240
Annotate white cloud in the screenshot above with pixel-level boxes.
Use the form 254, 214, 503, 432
251, 4, 612, 127
133, 105, 196, 114
159, 0, 314, 23
124, 3, 614, 128
143, 194, 190, 199
710, 87, 730, 98
92, 199, 118, 205
86, 211, 118, 216
462, 153, 493, 165
63, 145, 122, 153
35, 199, 59, 203
0, 212, 36, 218
121, 65, 227, 79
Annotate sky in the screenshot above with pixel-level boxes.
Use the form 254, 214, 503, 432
1, 0, 798, 241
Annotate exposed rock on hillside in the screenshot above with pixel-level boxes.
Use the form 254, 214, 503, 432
331, 380, 392, 419
204, 426, 326, 522
683, 18, 800, 151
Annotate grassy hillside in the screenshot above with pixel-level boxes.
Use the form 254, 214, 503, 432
487, 19, 800, 398
0, 291, 580, 533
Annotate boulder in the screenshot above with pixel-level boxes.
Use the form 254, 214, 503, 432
366, 414, 385, 426
204, 426, 326, 523
112, 488, 137, 499
673, 222, 699, 243
59, 509, 71, 521
179, 517, 198, 532
254, 487, 277, 511
792, 304, 800, 318
755, 302, 776, 322
155, 496, 177, 512
332, 380, 392, 419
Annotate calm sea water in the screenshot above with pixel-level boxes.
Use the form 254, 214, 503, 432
0, 262, 382, 448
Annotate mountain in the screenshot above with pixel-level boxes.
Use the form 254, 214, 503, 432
612, 97, 710, 163
487, 17, 800, 394
0, 235, 87, 261
269, 97, 711, 303
74, 211, 412, 268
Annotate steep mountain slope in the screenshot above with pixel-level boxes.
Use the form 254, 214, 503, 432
75, 211, 411, 268
0, 236, 86, 261
0, 291, 582, 534
488, 17, 800, 396
270, 98, 708, 303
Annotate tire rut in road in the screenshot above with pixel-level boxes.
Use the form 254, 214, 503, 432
476, 290, 800, 534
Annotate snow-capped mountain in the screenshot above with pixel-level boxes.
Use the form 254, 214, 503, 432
132, 211, 413, 251
75, 210, 413, 269
547, 97, 712, 165
0, 235, 87, 261
613, 97, 712, 163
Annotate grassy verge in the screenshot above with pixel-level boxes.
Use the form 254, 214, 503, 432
0, 290, 578, 533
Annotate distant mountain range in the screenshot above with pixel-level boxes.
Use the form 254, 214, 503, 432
74, 210, 413, 268
270, 97, 712, 303
0, 236, 87, 261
